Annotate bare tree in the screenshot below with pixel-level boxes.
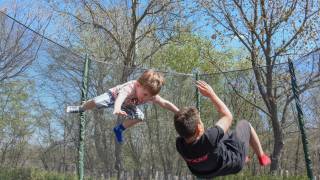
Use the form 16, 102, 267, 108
47, 0, 186, 178
0, 8, 48, 82
197, 0, 320, 173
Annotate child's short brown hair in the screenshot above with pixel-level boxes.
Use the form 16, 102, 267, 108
174, 107, 200, 138
137, 70, 164, 95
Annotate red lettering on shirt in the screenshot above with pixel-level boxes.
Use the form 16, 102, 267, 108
184, 154, 208, 164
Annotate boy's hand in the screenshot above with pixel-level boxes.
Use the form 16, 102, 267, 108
196, 80, 215, 98
113, 109, 128, 116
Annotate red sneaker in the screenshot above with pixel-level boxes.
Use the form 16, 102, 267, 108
258, 154, 271, 166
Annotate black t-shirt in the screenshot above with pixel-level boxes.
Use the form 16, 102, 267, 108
176, 125, 245, 178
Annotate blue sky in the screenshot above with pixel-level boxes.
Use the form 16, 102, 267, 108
1, 0, 319, 137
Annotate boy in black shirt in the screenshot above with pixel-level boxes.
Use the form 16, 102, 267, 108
174, 80, 271, 179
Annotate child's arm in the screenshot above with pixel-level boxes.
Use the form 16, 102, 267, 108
153, 95, 179, 113
113, 91, 129, 116
196, 80, 233, 133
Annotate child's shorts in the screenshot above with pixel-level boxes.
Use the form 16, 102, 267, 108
92, 91, 145, 121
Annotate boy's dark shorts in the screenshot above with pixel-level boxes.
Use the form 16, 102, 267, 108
234, 120, 251, 157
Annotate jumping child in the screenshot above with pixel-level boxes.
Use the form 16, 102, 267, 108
67, 70, 179, 143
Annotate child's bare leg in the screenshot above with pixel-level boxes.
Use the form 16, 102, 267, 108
122, 119, 142, 129
67, 100, 97, 113
113, 119, 142, 143
249, 124, 264, 157
81, 100, 96, 111
249, 124, 271, 166
113, 106, 144, 143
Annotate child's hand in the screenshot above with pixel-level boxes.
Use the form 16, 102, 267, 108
196, 80, 215, 98
113, 109, 128, 116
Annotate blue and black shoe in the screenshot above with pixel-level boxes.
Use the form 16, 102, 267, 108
113, 125, 125, 143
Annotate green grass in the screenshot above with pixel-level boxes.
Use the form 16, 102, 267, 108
0, 168, 77, 180
212, 172, 309, 180
0, 168, 310, 180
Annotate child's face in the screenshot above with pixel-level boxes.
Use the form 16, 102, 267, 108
136, 84, 153, 102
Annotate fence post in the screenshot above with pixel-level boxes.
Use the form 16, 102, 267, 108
288, 59, 314, 180
78, 55, 90, 180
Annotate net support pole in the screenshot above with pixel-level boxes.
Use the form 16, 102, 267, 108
195, 71, 200, 112
78, 55, 90, 180
288, 59, 314, 180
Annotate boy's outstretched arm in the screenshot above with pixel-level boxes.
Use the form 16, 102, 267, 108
153, 95, 180, 113
196, 80, 233, 133
113, 91, 129, 116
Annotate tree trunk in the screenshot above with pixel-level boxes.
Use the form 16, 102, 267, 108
93, 111, 112, 173
251, 52, 285, 173
294, 136, 300, 175
153, 105, 169, 180
270, 105, 284, 173
40, 153, 49, 170
115, 65, 133, 179
318, 149, 320, 175
0, 144, 9, 166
